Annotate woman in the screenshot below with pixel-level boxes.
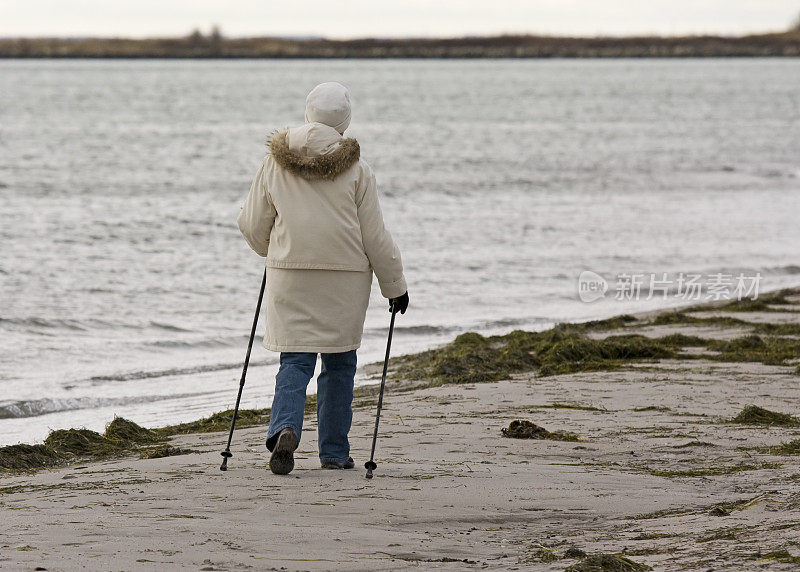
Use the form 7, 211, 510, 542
237, 82, 409, 475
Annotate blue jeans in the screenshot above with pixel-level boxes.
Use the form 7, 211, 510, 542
266, 350, 357, 464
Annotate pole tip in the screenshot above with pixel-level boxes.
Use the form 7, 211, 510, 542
365, 470, 373, 479
220, 449, 232, 471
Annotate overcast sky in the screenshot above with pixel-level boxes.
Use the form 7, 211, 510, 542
1, 0, 798, 38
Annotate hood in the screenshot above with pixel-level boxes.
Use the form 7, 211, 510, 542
269, 122, 360, 181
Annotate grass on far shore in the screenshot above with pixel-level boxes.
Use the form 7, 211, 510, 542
3, 289, 800, 473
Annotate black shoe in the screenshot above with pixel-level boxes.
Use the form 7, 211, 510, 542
269, 428, 299, 475
320, 456, 355, 470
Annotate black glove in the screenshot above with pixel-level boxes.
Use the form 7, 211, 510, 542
389, 291, 409, 314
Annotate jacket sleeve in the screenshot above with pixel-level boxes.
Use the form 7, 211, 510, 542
355, 162, 407, 299
237, 159, 276, 258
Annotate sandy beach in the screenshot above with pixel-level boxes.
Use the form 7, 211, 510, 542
3, 291, 800, 570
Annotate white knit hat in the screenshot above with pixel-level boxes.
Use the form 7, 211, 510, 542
305, 82, 352, 134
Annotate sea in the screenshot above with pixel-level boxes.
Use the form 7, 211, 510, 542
1, 58, 799, 445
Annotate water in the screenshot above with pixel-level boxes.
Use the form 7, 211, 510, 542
1, 59, 799, 446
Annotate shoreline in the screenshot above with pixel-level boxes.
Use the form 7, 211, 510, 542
2, 32, 800, 59
2, 287, 799, 464
2, 289, 800, 568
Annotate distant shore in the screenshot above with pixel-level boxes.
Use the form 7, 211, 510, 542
2, 31, 800, 58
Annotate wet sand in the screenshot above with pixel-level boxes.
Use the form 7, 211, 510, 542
3, 296, 800, 570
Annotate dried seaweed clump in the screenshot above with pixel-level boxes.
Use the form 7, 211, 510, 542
565, 553, 651, 572
731, 405, 800, 427
105, 417, 164, 444
140, 445, 196, 459
0, 444, 66, 471
0, 417, 166, 472
767, 439, 800, 455
391, 329, 674, 384
501, 420, 579, 442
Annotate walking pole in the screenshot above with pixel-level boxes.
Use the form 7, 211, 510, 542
220, 268, 267, 471
364, 304, 399, 479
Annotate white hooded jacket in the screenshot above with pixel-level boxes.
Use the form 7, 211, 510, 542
237, 122, 407, 300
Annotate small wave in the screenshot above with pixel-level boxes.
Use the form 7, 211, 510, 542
0, 316, 92, 332
149, 321, 193, 332
0, 391, 219, 420
0, 316, 196, 334
375, 324, 459, 336
85, 358, 277, 383
144, 335, 247, 349
768, 265, 800, 276
478, 317, 550, 330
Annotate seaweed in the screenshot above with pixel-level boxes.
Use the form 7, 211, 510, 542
539, 334, 675, 376
0, 444, 66, 471
565, 553, 651, 571
140, 445, 196, 459
532, 402, 603, 411
748, 549, 800, 564
765, 439, 800, 455
105, 417, 164, 444
650, 462, 779, 478
526, 546, 559, 563
753, 322, 800, 335
390, 328, 676, 384
706, 335, 800, 366
501, 420, 580, 441
557, 315, 638, 332
730, 405, 800, 427
686, 289, 798, 313
658, 333, 710, 347
1, 417, 168, 471
651, 312, 748, 328
565, 547, 588, 558
43, 428, 126, 458
156, 408, 270, 436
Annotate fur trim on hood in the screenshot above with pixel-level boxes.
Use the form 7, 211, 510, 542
269, 129, 360, 181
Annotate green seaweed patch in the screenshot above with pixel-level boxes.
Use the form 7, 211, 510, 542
657, 333, 710, 348
631, 532, 676, 540
706, 335, 800, 366
105, 417, 164, 444
730, 405, 800, 427
558, 315, 638, 332
565, 546, 588, 558
629, 506, 696, 520
697, 528, 740, 542
389, 329, 675, 384
526, 546, 559, 563
565, 553, 651, 571
140, 445, 197, 459
717, 290, 798, 312
650, 462, 779, 478
753, 322, 800, 335
0, 417, 166, 472
673, 441, 716, 448
748, 549, 800, 564
0, 444, 66, 471
532, 402, 604, 412
632, 406, 671, 412
502, 420, 580, 442
536, 334, 675, 377
764, 439, 800, 455
651, 312, 748, 328
156, 408, 270, 436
